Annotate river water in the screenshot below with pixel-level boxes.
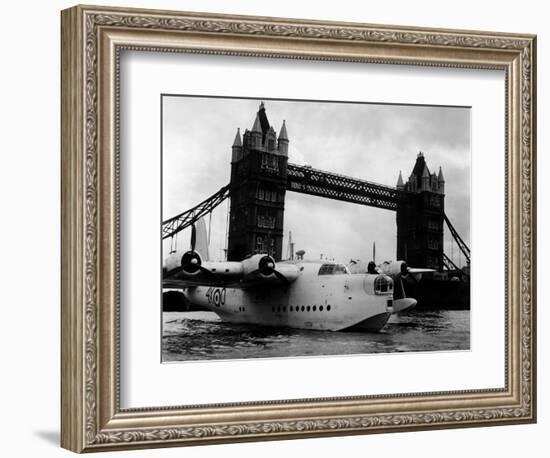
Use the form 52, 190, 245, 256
162, 310, 470, 362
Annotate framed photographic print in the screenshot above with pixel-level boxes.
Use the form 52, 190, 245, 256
61, 4, 537, 453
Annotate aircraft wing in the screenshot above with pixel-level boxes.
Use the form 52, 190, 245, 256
163, 253, 300, 290
163, 261, 244, 289
407, 268, 434, 274
236, 263, 301, 289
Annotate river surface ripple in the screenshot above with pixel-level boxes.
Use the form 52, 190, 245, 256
162, 310, 470, 362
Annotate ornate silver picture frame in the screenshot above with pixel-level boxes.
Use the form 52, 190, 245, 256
61, 4, 536, 453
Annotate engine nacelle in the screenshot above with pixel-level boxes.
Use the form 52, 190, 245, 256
379, 260, 409, 277
241, 254, 276, 277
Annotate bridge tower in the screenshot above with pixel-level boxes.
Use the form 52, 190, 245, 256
227, 102, 289, 261
396, 152, 445, 270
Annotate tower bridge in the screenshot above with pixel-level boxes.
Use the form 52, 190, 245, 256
163, 102, 470, 272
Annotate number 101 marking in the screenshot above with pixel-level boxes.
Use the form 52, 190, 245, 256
206, 287, 226, 307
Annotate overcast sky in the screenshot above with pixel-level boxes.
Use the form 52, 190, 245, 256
162, 95, 470, 266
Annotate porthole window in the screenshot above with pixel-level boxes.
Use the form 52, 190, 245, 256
306, 306, 311, 312
283, 306, 286, 312
319, 306, 323, 312
290, 306, 293, 312
313, 305, 317, 312
301, 306, 305, 312
327, 305, 331, 311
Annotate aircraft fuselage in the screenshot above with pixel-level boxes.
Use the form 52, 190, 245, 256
183, 262, 393, 332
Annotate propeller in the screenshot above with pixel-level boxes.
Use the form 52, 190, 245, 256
258, 255, 276, 275
190, 223, 196, 251
377, 260, 413, 299
393, 262, 419, 299
367, 261, 378, 275
250, 255, 290, 287
180, 250, 202, 275
377, 261, 409, 300
177, 223, 219, 280
400, 261, 433, 284
398, 261, 418, 282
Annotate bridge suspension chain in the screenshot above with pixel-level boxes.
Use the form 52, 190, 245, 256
444, 214, 470, 264
442, 253, 461, 271
162, 184, 230, 240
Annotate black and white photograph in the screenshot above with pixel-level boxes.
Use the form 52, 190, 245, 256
161, 95, 471, 362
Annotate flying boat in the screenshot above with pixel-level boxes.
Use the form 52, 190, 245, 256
162, 225, 430, 332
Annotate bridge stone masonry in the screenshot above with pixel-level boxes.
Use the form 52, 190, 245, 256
162, 102, 470, 274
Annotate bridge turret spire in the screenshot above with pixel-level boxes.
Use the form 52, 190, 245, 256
257, 101, 271, 140
278, 120, 289, 156
250, 113, 263, 148
231, 128, 243, 162
232, 128, 242, 147
396, 170, 404, 190
279, 119, 288, 141
251, 113, 262, 134
438, 166, 445, 193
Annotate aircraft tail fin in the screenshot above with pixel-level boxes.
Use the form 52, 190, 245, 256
195, 217, 210, 261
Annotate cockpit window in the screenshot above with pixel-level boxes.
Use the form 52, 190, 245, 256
334, 264, 348, 275
318, 264, 349, 275
318, 264, 333, 275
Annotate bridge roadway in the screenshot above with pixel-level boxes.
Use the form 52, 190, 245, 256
162, 163, 400, 240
